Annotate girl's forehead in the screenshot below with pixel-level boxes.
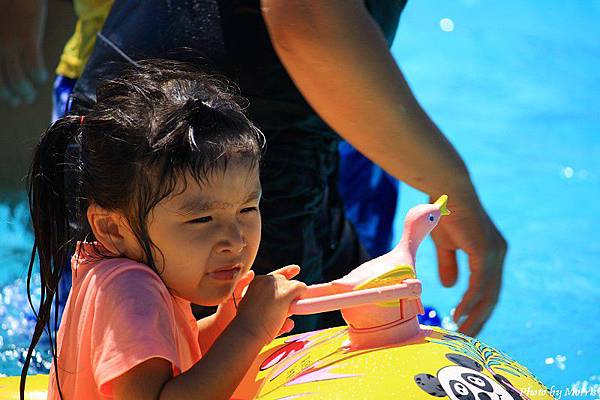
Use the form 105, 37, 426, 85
190, 160, 260, 190
163, 163, 261, 213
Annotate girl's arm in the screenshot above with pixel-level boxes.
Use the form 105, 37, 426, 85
112, 267, 305, 400
196, 314, 219, 353
196, 271, 255, 353
112, 316, 267, 400
261, 0, 507, 336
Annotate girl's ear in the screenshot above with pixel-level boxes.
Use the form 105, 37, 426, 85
87, 203, 132, 256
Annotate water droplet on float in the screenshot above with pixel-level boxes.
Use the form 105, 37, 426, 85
545, 357, 555, 365
562, 167, 574, 179
440, 18, 455, 32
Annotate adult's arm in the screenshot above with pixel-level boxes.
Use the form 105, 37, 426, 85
261, 0, 507, 336
0, 0, 48, 106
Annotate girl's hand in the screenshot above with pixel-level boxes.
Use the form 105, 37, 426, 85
234, 265, 307, 345
215, 270, 256, 325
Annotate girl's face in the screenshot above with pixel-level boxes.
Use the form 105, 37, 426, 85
146, 161, 262, 306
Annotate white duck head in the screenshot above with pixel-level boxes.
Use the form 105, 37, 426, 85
333, 195, 451, 291
399, 194, 451, 268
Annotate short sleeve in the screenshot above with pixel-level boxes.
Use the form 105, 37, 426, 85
91, 266, 179, 396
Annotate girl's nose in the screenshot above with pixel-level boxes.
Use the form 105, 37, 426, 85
217, 223, 247, 254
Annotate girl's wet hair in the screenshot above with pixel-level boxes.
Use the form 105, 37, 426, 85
20, 59, 264, 399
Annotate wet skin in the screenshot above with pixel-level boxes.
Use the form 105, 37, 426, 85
146, 161, 262, 306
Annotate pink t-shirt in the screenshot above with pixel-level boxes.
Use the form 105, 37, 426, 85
48, 243, 202, 399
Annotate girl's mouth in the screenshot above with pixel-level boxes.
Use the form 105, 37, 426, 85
208, 264, 242, 281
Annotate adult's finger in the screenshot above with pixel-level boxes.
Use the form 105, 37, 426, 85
458, 281, 500, 336
438, 249, 459, 287
473, 250, 503, 335
432, 232, 459, 287
430, 197, 462, 287
22, 41, 48, 84
456, 243, 505, 335
5, 49, 35, 103
457, 296, 488, 336
0, 55, 18, 106
268, 264, 301, 280
453, 264, 484, 325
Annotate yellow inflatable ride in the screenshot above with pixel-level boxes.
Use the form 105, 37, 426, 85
1, 196, 554, 399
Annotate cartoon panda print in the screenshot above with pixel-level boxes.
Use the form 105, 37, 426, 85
414, 354, 526, 400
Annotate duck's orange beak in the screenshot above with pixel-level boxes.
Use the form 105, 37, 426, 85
434, 195, 451, 216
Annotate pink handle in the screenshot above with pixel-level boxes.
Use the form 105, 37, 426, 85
289, 279, 422, 315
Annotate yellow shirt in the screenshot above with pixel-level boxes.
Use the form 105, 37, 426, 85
55, 0, 114, 79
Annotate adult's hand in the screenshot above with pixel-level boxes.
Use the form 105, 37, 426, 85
0, 0, 48, 106
430, 192, 507, 337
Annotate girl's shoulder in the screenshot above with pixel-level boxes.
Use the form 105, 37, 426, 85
75, 256, 172, 307
87, 256, 160, 281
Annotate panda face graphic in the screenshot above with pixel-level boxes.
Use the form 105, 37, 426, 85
438, 366, 513, 400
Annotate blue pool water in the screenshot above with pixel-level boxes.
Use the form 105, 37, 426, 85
0, 0, 598, 398
392, 1, 599, 398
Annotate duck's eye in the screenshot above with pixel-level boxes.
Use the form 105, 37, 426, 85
428, 214, 435, 222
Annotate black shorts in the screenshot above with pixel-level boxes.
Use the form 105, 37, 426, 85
254, 129, 370, 330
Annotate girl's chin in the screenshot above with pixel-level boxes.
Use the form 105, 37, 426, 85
194, 287, 235, 307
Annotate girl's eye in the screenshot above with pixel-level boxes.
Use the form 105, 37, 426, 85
428, 214, 435, 222
188, 216, 212, 224
241, 206, 259, 214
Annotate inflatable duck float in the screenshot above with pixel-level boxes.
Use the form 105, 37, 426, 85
2, 196, 554, 399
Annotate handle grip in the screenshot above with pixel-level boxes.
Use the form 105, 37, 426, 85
290, 279, 421, 315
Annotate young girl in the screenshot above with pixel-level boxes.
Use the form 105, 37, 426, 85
21, 59, 307, 399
